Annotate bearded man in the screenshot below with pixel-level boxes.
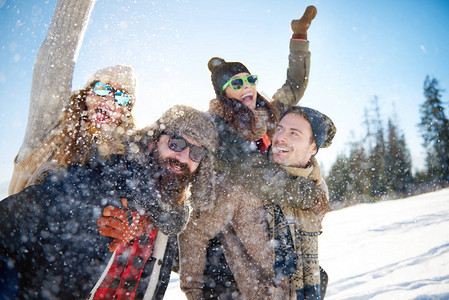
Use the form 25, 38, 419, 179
0, 105, 217, 300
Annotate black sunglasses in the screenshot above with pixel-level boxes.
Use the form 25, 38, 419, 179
166, 133, 206, 163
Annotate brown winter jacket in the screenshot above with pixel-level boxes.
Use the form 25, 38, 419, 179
179, 174, 276, 300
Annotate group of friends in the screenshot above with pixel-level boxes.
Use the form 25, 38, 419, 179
0, 0, 337, 299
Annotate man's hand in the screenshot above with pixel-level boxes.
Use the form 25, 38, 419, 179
97, 198, 153, 252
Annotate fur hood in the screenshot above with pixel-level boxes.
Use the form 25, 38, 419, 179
126, 105, 219, 212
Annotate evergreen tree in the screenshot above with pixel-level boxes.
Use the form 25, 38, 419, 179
327, 154, 350, 203
385, 118, 413, 195
418, 76, 449, 183
367, 96, 388, 198
327, 141, 370, 206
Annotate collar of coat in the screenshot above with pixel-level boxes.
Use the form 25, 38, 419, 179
267, 147, 323, 185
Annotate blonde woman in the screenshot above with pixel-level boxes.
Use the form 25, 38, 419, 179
9, 0, 137, 195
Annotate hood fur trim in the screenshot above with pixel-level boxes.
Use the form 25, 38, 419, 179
128, 105, 219, 211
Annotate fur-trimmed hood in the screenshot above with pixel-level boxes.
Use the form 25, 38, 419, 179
125, 105, 219, 212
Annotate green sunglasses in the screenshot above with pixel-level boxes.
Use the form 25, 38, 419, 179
222, 74, 258, 91
92, 81, 131, 106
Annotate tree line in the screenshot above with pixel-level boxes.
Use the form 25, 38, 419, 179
326, 76, 449, 209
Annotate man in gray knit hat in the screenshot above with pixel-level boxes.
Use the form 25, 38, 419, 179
0, 105, 218, 300
221, 105, 336, 299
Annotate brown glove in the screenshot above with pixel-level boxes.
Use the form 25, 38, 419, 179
291, 5, 317, 40
97, 198, 153, 252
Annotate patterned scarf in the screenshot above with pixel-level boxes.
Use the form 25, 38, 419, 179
92, 227, 158, 300
265, 204, 321, 299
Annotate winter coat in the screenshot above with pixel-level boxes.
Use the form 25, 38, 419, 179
0, 154, 188, 299
179, 174, 276, 300
178, 119, 319, 299
9, 0, 96, 195
179, 39, 316, 299
205, 153, 329, 300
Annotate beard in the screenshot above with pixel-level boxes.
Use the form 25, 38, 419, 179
149, 146, 195, 205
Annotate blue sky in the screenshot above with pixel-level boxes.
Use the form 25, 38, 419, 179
1, 0, 449, 189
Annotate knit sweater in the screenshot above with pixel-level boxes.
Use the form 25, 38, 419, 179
18, 0, 96, 161
9, 0, 96, 194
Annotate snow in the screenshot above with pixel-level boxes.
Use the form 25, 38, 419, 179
164, 188, 449, 299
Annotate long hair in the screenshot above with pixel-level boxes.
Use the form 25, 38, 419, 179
50, 82, 135, 167
217, 91, 278, 139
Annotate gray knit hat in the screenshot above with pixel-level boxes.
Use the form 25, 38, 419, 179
208, 57, 250, 97
281, 106, 336, 150
132, 105, 219, 210
84, 64, 137, 99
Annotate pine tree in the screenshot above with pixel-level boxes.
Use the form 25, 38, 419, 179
385, 118, 413, 195
327, 141, 371, 206
418, 76, 449, 183
367, 96, 388, 198
327, 154, 350, 204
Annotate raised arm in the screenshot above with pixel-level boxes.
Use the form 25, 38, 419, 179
271, 6, 316, 116
17, 0, 96, 162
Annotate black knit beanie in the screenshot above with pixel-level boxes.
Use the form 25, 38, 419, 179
208, 57, 250, 97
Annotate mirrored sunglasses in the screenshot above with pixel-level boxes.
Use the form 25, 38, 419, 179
222, 74, 258, 91
92, 81, 131, 106
167, 134, 207, 163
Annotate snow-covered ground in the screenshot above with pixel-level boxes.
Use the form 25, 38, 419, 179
165, 188, 449, 299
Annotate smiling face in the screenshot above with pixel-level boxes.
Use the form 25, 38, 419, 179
271, 113, 317, 167
224, 72, 257, 111
156, 134, 201, 175
85, 82, 129, 129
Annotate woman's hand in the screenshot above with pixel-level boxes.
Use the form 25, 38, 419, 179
291, 5, 317, 40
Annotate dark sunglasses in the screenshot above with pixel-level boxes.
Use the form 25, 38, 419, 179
222, 74, 258, 91
166, 134, 206, 163
92, 81, 131, 106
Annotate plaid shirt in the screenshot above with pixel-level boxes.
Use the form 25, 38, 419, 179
93, 227, 158, 300
256, 133, 270, 153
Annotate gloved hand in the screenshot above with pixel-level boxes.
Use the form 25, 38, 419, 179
291, 5, 317, 40
97, 198, 153, 252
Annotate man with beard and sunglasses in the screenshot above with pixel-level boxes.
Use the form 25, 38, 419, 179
0, 105, 218, 300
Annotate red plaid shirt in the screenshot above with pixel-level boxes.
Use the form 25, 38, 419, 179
256, 133, 271, 153
93, 226, 158, 300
